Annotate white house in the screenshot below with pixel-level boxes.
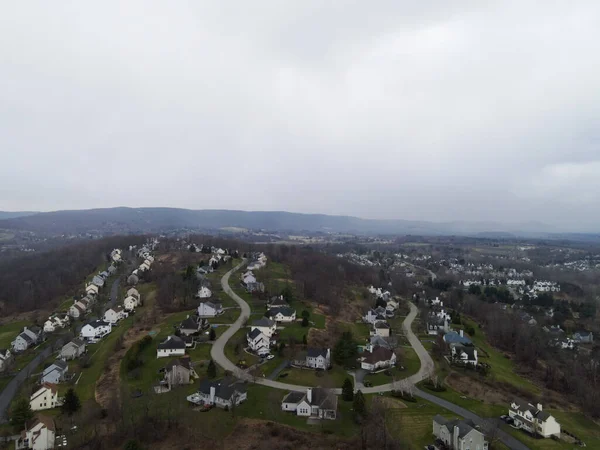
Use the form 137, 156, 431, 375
372, 321, 390, 337
104, 306, 128, 324
123, 295, 139, 311
59, 339, 86, 360
188, 377, 247, 409
0, 349, 13, 372
250, 317, 277, 338
247, 328, 271, 355
12, 327, 43, 352
30, 383, 59, 411
242, 273, 257, 285
281, 387, 337, 420
179, 315, 208, 336
15, 415, 55, 450
360, 345, 396, 372
43, 315, 69, 333
196, 286, 212, 299
363, 307, 387, 324
451, 344, 478, 366
509, 400, 561, 438
80, 320, 112, 342
156, 335, 186, 358
303, 348, 331, 370
197, 301, 223, 317
127, 287, 140, 301
41, 360, 68, 384
266, 306, 296, 323
69, 302, 86, 319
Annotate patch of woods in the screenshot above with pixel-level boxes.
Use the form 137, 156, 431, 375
449, 294, 600, 418
122, 336, 153, 380
0, 235, 146, 316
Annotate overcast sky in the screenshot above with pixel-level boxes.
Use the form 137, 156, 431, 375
1, 2, 599, 231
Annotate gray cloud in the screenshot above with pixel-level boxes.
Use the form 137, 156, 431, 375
1, 1, 600, 231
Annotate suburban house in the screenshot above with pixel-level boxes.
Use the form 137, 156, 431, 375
246, 281, 265, 293
43, 315, 69, 333
110, 248, 122, 263
247, 328, 271, 355
123, 295, 139, 311
91, 275, 105, 288
366, 335, 394, 352
197, 301, 223, 318
266, 306, 297, 323
432, 415, 488, 450
572, 331, 593, 343
372, 321, 391, 337
509, 400, 561, 438
361, 345, 397, 372
127, 287, 140, 301
12, 327, 43, 352
15, 415, 55, 450
188, 377, 248, 409
363, 307, 387, 324
157, 335, 186, 358
69, 302, 86, 319
268, 296, 287, 308
41, 360, 68, 384
196, 286, 212, 299
251, 317, 277, 338
104, 306, 128, 324
107, 265, 117, 275
293, 348, 331, 370
30, 383, 59, 411
86, 283, 99, 296
179, 315, 209, 336
242, 273, 257, 285
0, 349, 12, 372
281, 387, 337, 420
59, 338, 86, 360
80, 320, 112, 342
450, 344, 478, 366
443, 330, 472, 346
161, 358, 198, 389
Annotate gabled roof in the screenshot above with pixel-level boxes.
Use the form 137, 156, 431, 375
31, 383, 58, 401
180, 316, 202, 330
362, 345, 394, 364
157, 335, 186, 350
201, 301, 222, 310
164, 357, 192, 372
443, 331, 472, 345
252, 317, 275, 328
267, 306, 295, 318
247, 328, 265, 340
374, 321, 390, 329
24, 415, 56, 434
282, 391, 305, 404
64, 338, 85, 349
306, 347, 328, 358
198, 377, 247, 400
309, 388, 337, 410
84, 320, 110, 329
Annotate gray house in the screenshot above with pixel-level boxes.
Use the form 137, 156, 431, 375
0, 349, 13, 372
433, 415, 488, 450
41, 360, 69, 384
11, 327, 43, 352
60, 339, 86, 360
572, 331, 593, 343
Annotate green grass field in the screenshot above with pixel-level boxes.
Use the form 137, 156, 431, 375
363, 347, 421, 386
277, 366, 349, 388
0, 321, 30, 348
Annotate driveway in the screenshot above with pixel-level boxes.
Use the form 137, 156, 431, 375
267, 360, 289, 380
0, 344, 54, 422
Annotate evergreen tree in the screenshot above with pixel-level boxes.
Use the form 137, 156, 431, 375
207, 359, 217, 378
209, 328, 216, 341
301, 317, 309, 327
342, 378, 354, 401
301, 310, 310, 319
353, 390, 367, 420
10, 398, 33, 431
332, 331, 358, 365
302, 334, 307, 346
61, 388, 81, 416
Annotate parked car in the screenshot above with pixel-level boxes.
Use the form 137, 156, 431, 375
266, 354, 275, 360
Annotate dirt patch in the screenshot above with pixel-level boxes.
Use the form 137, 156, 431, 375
445, 372, 510, 405
374, 396, 407, 409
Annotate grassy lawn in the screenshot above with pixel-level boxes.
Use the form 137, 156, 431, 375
278, 322, 311, 343
339, 322, 370, 342
418, 383, 506, 418
75, 315, 135, 401
237, 384, 358, 436
386, 397, 461, 449
460, 318, 540, 395
224, 328, 259, 367
278, 366, 350, 388
0, 321, 30, 348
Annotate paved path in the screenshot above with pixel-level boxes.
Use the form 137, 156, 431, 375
0, 345, 54, 422
214, 261, 529, 449
267, 360, 290, 381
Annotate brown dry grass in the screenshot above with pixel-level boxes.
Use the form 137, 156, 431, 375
445, 372, 510, 405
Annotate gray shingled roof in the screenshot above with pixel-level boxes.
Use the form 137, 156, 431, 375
157, 336, 186, 350
306, 348, 328, 358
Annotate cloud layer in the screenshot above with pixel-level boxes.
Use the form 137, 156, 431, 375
1, 1, 599, 231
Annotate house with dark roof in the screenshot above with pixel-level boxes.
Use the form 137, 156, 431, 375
59, 338, 86, 360
443, 330, 472, 346
156, 335, 186, 358
247, 328, 271, 355
161, 357, 198, 389
306, 348, 331, 369
267, 306, 296, 323
197, 301, 223, 318
188, 377, 247, 409
572, 330, 593, 343
15, 414, 55, 450
179, 315, 209, 336
432, 415, 488, 450
251, 317, 277, 338
268, 296, 287, 308
12, 327, 43, 352
281, 387, 337, 420
450, 343, 478, 366
372, 321, 390, 337
360, 345, 396, 372
80, 320, 112, 342
509, 400, 561, 438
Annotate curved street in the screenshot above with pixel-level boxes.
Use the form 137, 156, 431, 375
213, 260, 529, 449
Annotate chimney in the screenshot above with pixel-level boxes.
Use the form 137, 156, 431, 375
210, 386, 216, 402
306, 388, 312, 403
537, 403, 543, 411
23, 326, 27, 332
459, 329, 464, 338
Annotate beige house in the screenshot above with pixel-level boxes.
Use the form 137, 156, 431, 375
509, 400, 561, 438
162, 358, 198, 388
16, 415, 55, 450
30, 383, 59, 411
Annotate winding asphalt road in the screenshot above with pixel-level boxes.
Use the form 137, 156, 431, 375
213, 261, 529, 449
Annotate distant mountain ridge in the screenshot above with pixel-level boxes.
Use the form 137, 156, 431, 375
0, 211, 39, 220
0, 207, 576, 237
